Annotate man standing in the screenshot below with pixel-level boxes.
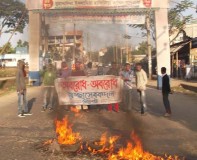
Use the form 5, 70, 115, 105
161, 67, 172, 117
120, 63, 133, 111
42, 63, 56, 111
71, 61, 86, 76
16, 60, 31, 117
135, 63, 148, 115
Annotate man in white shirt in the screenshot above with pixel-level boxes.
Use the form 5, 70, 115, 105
135, 63, 148, 115
120, 63, 133, 111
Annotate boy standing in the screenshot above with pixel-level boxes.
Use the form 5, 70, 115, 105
42, 63, 56, 111
161, 67, 172, 117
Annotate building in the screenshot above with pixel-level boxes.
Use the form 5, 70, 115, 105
0, 47, 29, 67
170, 21, 197, 78
47, 30, 83, 62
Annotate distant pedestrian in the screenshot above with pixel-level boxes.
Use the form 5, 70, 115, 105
97, 66, 104, 75
185, 63, 192, 81
42, 63, 56, 111
16, 60, 31, 117
59, 61, 71, 78
71, 61, 86, 76
85, 62, 95, 76
120, 63, 133, 111
161, 67, 172, 117
135, 63, 148, 115
107, 62, 119, 112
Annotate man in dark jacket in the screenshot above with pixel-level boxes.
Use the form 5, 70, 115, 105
161, 67, 172, 117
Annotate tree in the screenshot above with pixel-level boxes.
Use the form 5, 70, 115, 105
22, 41, 29, 48
17, 39, 23, 47
16, 40, 29, 48
0, 42, 15, 54
0, 0, 28, 36
130, 0, 194, 41
132, 42, 148, 55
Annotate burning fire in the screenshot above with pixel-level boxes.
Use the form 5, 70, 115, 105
55, 117, 81, 145
108, 132, 180, 160
43, 139, 54, 146
70, 106, 80, 117
42, 117, 182, 160
88, 133, 119, 154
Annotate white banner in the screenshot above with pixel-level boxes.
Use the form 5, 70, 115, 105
55, 76, 123, 105
27, 0, 153, 10
45, 14, 145, 24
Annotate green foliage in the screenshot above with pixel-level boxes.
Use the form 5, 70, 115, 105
131, 0, 194, 40
102, 46, 114, 65
168, 0, 193, 32
132, 41, 148, 55
16, 39, 28, 47
0, 0, 28, 35
89, 51, 99, 62
0, 42, 15, 54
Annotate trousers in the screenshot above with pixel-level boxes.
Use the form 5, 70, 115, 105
162, 93, 171, 114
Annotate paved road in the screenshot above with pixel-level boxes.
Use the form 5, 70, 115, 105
0, 85, 196, 159
0, 76, 15, 81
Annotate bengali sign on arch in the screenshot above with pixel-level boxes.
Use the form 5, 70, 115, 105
27, 0, 153, 10
55, 75, 124, 105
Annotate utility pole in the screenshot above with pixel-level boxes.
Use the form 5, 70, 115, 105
87, 32, 89, 61
73, 23, 76, 62
90, 37, 92, 61
125, 25, 129, 63
146, 14, 152, 80
62, 24, 66, 61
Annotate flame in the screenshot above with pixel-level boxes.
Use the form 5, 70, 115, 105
55, 117, 81, 145
70, 106, 80, 117
43, 139, 54, 146
70, 106, 80, 113
88, 133, 119, 155
108, 132, 180, 160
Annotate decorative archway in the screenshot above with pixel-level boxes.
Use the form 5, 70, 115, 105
26, 0, 170, 87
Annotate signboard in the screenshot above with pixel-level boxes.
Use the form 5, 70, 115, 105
45, 14, 145, 24
55, 76, 123, 105
27, 0, 153, 10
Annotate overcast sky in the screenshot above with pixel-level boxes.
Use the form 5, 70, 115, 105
0, 0, 196, 51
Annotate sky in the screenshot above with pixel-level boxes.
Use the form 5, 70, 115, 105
0, 0, 196, 51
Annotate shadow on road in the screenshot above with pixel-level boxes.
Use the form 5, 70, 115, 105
27, 98, 36, 112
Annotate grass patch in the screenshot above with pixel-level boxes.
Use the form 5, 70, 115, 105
0, 78, 30, 97
0, 68, 17, 77
172, 85, 197, 96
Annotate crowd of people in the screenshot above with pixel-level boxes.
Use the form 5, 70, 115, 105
16, 60, 172, 118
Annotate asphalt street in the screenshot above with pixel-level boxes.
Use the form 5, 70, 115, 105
0, 85, 196, 160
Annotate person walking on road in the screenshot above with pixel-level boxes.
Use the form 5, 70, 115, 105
161, 67, 172, 117
107, 62, 120, 112
42, 63, 56, 111
135, 63, 148, 115
120, 63, 133, 111
16, 60, 31, 117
